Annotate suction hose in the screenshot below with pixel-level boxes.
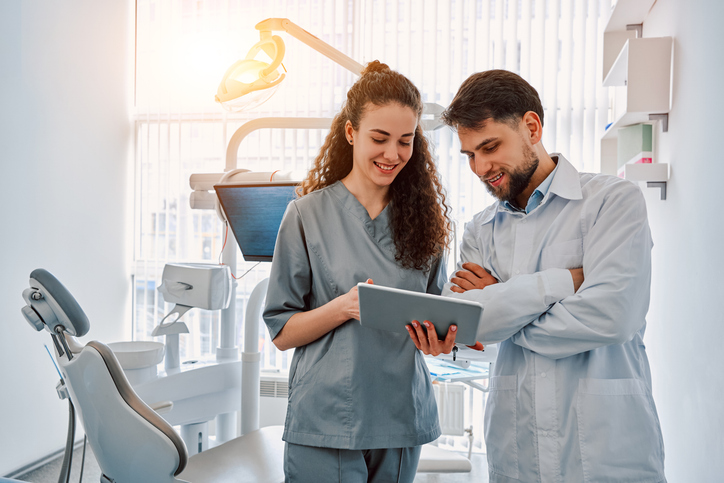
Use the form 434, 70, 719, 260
57, 399, 75, 483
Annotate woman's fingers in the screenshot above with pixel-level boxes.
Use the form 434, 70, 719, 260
440, 324, 458, 353
406, 321, 457, 356
406, 320, 430, 353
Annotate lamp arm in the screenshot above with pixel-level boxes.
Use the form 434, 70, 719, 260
225, 117, 333, 171
256, 18, 363, 77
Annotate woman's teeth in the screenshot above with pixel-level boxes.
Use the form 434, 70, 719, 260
374, 161, 395, 171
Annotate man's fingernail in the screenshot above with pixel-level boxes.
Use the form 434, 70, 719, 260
412, 321, 418, 328
451, 326, 457, 332
423, 321, 430, 327
405, 326, 411, 331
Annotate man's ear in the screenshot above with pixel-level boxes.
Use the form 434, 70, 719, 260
522, 111, 543, 145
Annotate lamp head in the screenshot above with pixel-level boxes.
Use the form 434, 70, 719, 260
215, 34, 286, 111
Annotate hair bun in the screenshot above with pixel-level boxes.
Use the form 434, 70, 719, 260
361, 60, 390, 76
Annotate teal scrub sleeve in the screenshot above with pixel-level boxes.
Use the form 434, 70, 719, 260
263, 202, 311, 340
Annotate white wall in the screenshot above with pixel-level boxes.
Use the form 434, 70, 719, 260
1, 0, 722, 479
638, 0, 724, 481
0, 0, 133, 476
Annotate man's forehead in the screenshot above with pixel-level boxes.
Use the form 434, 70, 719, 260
458, 120, 515, 148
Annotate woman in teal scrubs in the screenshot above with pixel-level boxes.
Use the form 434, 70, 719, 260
263, 61, 452, 483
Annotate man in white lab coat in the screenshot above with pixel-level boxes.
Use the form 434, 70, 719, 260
408, 70, 666, 482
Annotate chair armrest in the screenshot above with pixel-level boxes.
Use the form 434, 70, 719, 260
150, 400, 174, 415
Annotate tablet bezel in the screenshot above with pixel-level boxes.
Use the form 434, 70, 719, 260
357, 283, 482, 345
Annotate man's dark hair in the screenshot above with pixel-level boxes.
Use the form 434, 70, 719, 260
441, 69, 544, 130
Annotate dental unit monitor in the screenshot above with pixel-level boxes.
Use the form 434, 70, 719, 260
215, 182, 299, 262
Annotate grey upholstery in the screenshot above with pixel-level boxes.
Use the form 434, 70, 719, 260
29, 268, 90, 336
88, 341, 189, 475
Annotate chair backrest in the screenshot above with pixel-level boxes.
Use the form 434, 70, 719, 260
57, 339, 190, 483
22, 269, 190, 483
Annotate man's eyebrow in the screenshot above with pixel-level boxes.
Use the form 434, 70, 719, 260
460, 137, 498, 154
370, 128, 415, 137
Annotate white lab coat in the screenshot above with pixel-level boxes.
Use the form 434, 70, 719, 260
445, 155, 666, 483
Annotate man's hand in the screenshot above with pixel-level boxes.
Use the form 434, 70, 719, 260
569, 268, 584, 292
406, 320, 457, 356
450, 262, 499, 293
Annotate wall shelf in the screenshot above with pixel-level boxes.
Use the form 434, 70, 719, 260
599, 0, 672, 199
604, 0, 657, 32
601, 36, 672, 142
619, 164, 670, 200
602, 0, 657, 82
620, 162, 670, 182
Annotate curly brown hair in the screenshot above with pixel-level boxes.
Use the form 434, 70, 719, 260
298, 61, 451, 271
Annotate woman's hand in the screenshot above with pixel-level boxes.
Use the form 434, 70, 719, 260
273, 278, 373, 351
450, 263, 499, 293
338, 278, 373, 321
406, 321, 457, 356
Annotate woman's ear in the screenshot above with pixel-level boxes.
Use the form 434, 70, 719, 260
522, 111, 543, 145
345, 120, 355, 145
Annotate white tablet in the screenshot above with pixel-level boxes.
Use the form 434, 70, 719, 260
357, 283, 482, 346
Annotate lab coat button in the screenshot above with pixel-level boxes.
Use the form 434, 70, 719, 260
541, 372, 547, 378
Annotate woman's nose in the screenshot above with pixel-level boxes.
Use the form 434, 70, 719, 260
384, 144, 399, 161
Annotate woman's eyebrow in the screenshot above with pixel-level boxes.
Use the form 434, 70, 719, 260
370, 128, 414, 137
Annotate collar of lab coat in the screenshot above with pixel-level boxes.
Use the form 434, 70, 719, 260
546, 153, 583, 202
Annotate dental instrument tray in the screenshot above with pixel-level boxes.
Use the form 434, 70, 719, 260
357, 283, 482, 346
215, 181, 299, 262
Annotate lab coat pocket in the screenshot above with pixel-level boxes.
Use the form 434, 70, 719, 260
484, 375, 518, 479
540, 238, 583, 270
577, 378, 665, 483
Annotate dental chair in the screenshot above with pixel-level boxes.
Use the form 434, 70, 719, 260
21, 268, 284, 483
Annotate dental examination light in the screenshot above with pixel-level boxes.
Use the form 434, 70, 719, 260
213, 18, 445, 130
215, 18, 363, 112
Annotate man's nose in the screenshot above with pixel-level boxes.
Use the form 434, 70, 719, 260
470, 155, 491, 178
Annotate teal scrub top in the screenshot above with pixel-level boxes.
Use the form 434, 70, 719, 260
263, 181, 444, 450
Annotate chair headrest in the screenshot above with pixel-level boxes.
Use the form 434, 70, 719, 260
21, 268, 90, 337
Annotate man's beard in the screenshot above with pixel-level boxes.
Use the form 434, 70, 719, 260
483, 145, 539, 207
